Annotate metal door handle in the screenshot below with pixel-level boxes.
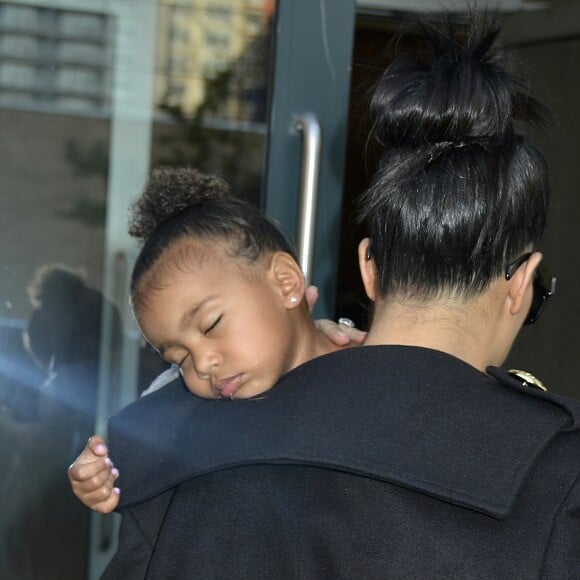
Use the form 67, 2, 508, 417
295, 113, 322, 285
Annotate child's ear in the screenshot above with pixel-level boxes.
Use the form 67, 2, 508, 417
268, 252, 305, 310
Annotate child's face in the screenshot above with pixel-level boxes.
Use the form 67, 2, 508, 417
136, 250, 299, 400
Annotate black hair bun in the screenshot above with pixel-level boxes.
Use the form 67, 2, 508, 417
369, 12, 549, 154
129, 167, 231, 241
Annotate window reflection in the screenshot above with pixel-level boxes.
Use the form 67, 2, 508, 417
156, 0, 273, 123
1, 266, 120, 577
0, 0, 276, 577
0, 3, 113, 113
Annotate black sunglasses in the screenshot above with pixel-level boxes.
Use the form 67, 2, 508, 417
505, 252, 557, 325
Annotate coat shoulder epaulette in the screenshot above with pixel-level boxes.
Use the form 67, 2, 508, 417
487, 365, 580, 431
486, 366, 549, 392
507, 369, 548, 391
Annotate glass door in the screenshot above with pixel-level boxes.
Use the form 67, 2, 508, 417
0, 1, 357, 578
0, 3, 127, 578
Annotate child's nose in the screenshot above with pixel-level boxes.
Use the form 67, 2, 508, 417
193, 349, 219, 379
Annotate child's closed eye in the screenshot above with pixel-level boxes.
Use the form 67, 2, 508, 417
204, 315, 222, 335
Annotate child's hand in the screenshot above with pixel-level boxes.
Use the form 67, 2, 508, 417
305, 285, 367, 346
68, 436, 120, 513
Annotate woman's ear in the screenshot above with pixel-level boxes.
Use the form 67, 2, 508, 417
507, 251, 543, 318
358, 238, 378, 302
268, 252, 306, 310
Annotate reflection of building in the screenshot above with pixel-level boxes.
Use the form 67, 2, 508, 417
0, 0, 274, 320
0, 0, 275, 121
155, 0, 275, 121
0, 2, 113, 113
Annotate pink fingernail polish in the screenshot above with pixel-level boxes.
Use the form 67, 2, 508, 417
95, 444, 106, 454
104, 457, 112, 466
113, 487, 121, 495
112, 468, 119, 477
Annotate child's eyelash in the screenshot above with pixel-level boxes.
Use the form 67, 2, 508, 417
204, 315, 222, 335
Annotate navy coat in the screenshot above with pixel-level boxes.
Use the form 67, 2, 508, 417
102, 346, 580, 579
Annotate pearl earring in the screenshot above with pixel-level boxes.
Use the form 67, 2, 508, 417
289, 296, 297, 304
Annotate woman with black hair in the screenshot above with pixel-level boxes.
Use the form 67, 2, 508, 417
356, 12, 553, 377
100, 13, 578, 578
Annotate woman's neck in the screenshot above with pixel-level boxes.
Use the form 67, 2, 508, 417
364, 296, 503, 372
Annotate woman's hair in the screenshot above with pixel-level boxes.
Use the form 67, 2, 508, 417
130, 167, 297, 308
27, 263, 87, 310
357, 12, 551, 301
26, 264, 120, 368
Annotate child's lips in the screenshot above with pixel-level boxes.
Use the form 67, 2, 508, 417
214, 374, 244, 398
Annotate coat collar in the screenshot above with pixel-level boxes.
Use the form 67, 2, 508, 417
111, 346, 576, 518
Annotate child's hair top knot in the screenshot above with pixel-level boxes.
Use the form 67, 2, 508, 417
369, 12, 550, 155
129, 167, 231, 242
129, 166, 299, 308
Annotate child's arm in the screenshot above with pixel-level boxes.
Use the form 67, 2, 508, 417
68, 436, 120, 513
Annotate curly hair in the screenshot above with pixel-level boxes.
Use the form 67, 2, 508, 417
130, 167, 298, 309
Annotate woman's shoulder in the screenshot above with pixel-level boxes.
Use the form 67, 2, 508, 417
109, 373, 206, 446
487, 365, 580, 428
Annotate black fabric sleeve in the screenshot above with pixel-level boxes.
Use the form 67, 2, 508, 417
101, 489, 175, 580
541, 472, 580, 579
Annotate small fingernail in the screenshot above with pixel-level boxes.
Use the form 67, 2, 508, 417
113, 487, 121, 495
104, 457, 112, 466
111, 468, 119, 477
95, 444, 106, 454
